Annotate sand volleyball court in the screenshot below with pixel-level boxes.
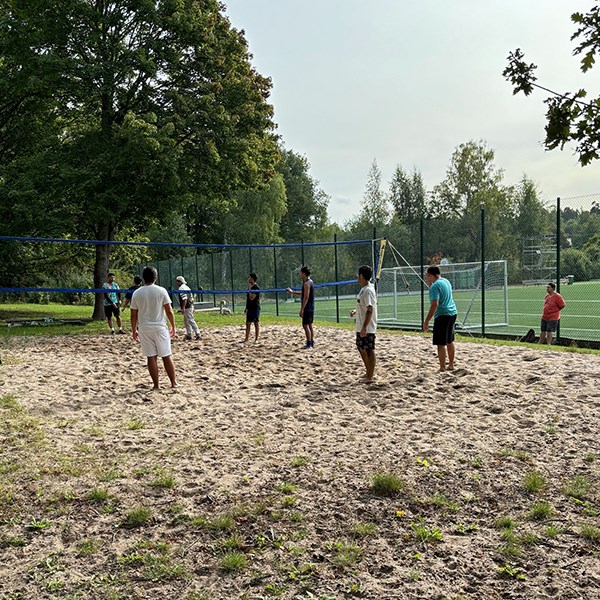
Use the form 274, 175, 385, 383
0, 325, 598, 599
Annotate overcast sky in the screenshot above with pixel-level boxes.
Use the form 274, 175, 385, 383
223, 1, 600, 223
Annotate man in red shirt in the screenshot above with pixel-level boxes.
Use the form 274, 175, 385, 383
540, 282, 566, 345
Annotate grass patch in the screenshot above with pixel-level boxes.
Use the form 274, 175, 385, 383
326, 540, 362, 566
522, 471, 546, 494
579, 524, 600, 542
528, 501, 553, 521
563, 475, 592, 500
220, 551, 247, 572
495, 516, 516, 530
410, 517, 442, 543
87, 487, 108, 503
371, 472, 404, 497
350, 522, 377, 538
122, 506, 152, 528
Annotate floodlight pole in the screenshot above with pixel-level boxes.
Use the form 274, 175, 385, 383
420, 217, 425, 329
334, 233, 340, 323
274, 246, 279, 317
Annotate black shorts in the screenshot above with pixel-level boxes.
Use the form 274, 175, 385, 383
104, 304, 120, 319
432, 314, 456, 346
356, 332, 376, 350
302, 311, 314, 326
246, 309, 260, 323
541, 319, 558, 333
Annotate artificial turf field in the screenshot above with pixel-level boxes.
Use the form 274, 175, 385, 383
260, 280, 600, 342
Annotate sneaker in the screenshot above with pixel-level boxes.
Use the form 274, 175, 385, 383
111, 329, 115, 335
194, 334, 201, 340
310, 340, 314, 348
184, 334, 192, 341
117, 329, 126, 335
302, 343, 312, 349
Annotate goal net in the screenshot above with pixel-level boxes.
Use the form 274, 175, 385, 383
377, 260, 509, 330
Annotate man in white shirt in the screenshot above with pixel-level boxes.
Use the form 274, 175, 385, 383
130, 266, 177, 389
350, 265, 378, 383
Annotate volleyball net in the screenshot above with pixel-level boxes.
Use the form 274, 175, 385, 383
0, 235, 382, 320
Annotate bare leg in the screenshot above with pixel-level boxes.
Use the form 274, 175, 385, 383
107, 316, 113, 331
447, 342, 455, 370
162, 355, 177, 388
364, 349, 376, 381
303, 324, 311, 343
546, 332, 553, 345
437, 345, 447, 371
539, 331, 547, 344
244, 322, 251, 342
308, 324, 314, 343
147, 356, 160, 388
358, 347, 369, 375
254, 322, 260, 342
116, 315, 123, 329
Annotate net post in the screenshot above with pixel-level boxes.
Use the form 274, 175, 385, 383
334, 233, 340, 323
420, 217, 425, 329
481, 207, 486, 338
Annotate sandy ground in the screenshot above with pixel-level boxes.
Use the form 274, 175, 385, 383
0, 325, 599, 600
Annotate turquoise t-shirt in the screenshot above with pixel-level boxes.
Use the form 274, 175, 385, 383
429, 278, 457, 317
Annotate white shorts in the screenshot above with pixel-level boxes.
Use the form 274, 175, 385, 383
138, 328, 172, 358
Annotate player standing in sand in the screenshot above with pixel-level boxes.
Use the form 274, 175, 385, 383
350, 265, 377, 383
102, 272, 125, 335
286, 266, 315, 349
175, 275, 201, 341
539, 282, 566, 345
130, 266, 177, 389
244, 272, 260, 343
423, 265, 457, 372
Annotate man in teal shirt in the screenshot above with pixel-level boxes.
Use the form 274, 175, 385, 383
423, 266, 457, 372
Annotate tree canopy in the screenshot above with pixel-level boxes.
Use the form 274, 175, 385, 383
0, 0, 279, 317
503, 4, 600, 166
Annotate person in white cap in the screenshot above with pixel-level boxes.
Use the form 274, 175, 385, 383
176, 276, 201, 340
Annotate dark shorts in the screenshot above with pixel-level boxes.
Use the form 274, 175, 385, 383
246, 309, 260, 324
433, 314, 457, 346
356, 332, 376, 350
302, 311, 314, 326
541, 319, 558, 333
104, 304, 120, 319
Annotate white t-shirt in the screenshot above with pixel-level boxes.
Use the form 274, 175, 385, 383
130, 284, 171, 332
356, 283, 377, 334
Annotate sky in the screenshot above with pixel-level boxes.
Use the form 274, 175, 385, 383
223, 0, 600, 224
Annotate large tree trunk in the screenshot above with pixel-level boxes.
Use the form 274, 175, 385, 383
92, 222, 113, 320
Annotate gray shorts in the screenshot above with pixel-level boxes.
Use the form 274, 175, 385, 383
541, 319, 558, 333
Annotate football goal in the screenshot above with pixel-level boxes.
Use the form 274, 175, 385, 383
377, 260, 509, 330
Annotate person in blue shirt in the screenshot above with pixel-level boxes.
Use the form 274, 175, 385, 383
423, 265, 458, 371
102, 272, 124, 335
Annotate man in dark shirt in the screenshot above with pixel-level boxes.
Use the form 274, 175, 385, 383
286, 266, 315, 349
121, 275, 143, 311
244, 272, 260, 343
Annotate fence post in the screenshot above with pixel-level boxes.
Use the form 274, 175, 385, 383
195, 253, 202, 301
210, 253, 216, 308
556, 197, 561, 342
334, 233, 340, 323
481, 207, 486, 338
273, 245, 279, 317
420, 217, 425, 329
229, 250, 235, 313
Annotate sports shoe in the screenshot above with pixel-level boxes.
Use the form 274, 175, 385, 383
184, 334, 192, 340
310, 340, 314, 348
195, 333, 201, 340
117, 329, 126, 335
111, 329, 115, 335
302, 343, 312, 349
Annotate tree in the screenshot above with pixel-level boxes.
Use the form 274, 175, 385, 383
0, 0, 278, 318
355, 159, 389, 229
503, 5, 600, 165
430, 141, 516, 262
277, 149, 329, 242
389, 165, 426, 223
